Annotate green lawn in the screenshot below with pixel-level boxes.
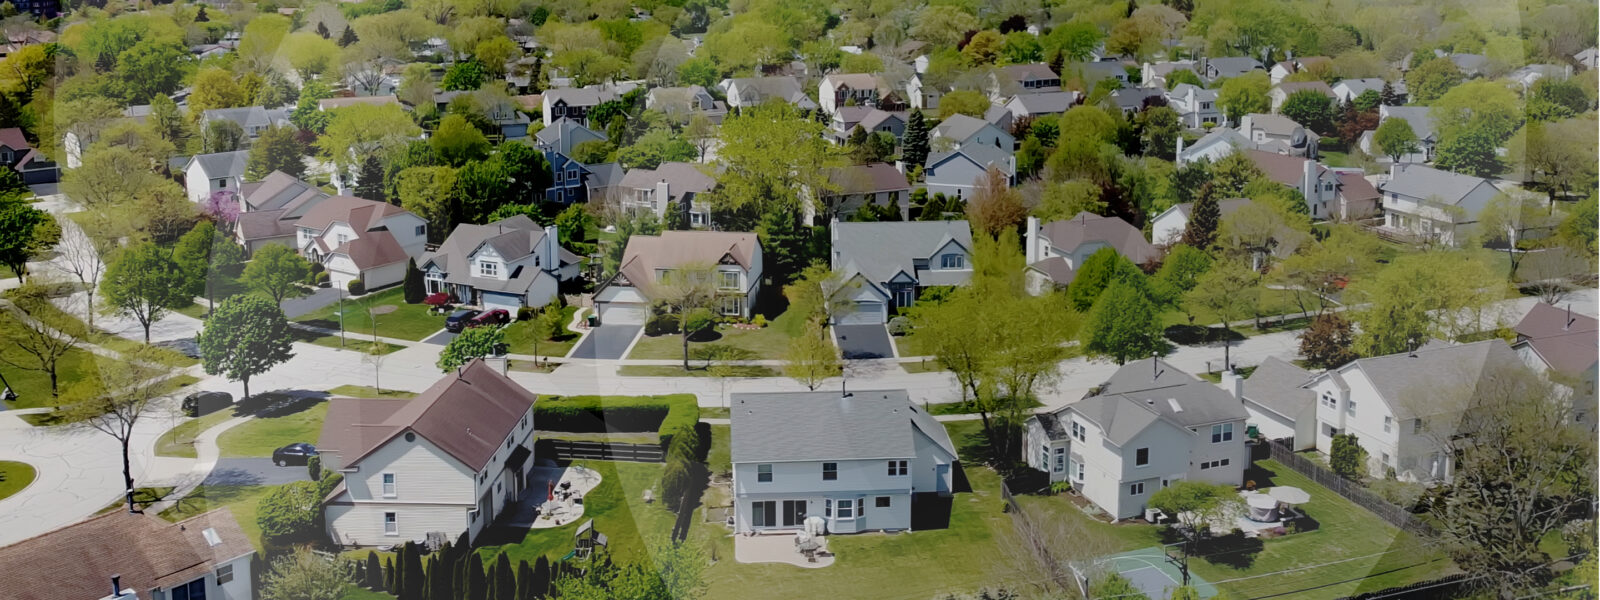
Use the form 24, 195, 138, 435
893, 331, 932, 357
617, 365, 778, 377
479, 460, 678, 567
626, 310, 805, 360
340, 588, 395, 600
216, 400, 330, 458
298, 331, 408, 355
327, 385, 416, 399
504, 306, 581, 358
1160, 287, 1310, 331
0, 461, 36, 500
155, 408, 238, 458
900, 358, 945, 373
17, 374, 200, 426
293, 287, 445, 341
0, 311, 114, 407
706, 424, 730, 476
924, 397, 1042, 416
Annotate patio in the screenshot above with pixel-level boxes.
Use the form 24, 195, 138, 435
733, 532, 835, 568
497, 465, 604, 529
1230, 487, 1310, 537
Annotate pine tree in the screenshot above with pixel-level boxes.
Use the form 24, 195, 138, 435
530, 556, 551, 599
385, 557, 396, 594
393, 544, 411, 600
366, 552, 383, 590
492, 553, 516, 600
1379, 81, 1399, 106
0, 92, 22, 130
194, 5, 208, 21
339, 25, 358, 47
1181, 182, 1220, 249
403, 258, 425, 303
452, 551, 467, 600
903, 109, 930, 172
316, 21, 331, 39
465, 552, 489, 600
755, 207, 811, 287
355, 154, 386, 203
403, 542, 427, 600
515, 560, 535, 600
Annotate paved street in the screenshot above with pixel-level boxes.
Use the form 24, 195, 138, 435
835, 324, 895, 359
203, 458, 311, 487
568, 325, 642, 359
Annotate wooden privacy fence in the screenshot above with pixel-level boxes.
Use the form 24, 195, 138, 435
1263, 440, 1435, 537
547, 439, 664, 463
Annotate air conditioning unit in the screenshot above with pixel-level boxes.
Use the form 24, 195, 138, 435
1145, 508, 1166, 524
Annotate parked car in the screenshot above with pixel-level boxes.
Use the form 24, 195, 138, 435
272, 443, 318, 466
468, 309, 510, 328
182, 391, 234, 417
445, 309, 481, 332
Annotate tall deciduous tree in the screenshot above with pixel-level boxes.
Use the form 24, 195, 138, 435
1350, 250, 1506, 356
0, 284, 83, 395
102, 242, 190, 343
247, 126, 307, 180
1081, 280, 1165, 365
437, 326, 505, 372
1068, 247, 1146, 311
1183, 260, 1260, 335
1148, 481, 1244, 585
432, 114, 491, 166
0, 198, 58, 282
198, 295, 295, 400
649, 262, 719, 370
57, 346, 170, 513
317, 103, 422, 179
784, 320, 841, 390
1299, 313, 1357, 369
966, 166, 1026, 238
709, 102, 838, 219
1216, 71, 1269, 123
241, 244, 312, 305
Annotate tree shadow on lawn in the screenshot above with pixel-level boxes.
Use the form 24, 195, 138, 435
1243, 462, 1281, 490
1164, 325, 1245, 346
1157, 528, 1266, 570
234, 391, 330, 418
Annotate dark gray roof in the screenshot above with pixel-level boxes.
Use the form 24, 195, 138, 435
1112, 381, 1248, 429
1101, 357, 1196, 394
1007, 91, 1079, 115
833, 220, 973, 288
1063, 359, 1249, 445
420, 215, 579, 293
1204, 57, 1263, 79
585, 162, 625, 188
1379, 106, 1437, 140
1067, 394, 1163, 446
535, 118, 605, 156
927, 141, 1014, 175
1033, 411, 1068, 441
729, 390, 956, 463
1241, 356, 1315, 420
932, 114, 990, 143
1379, 164, 1496, 206
202, 106, 288, 130
187, 150, 250, 178
1327, 340, 1523, 419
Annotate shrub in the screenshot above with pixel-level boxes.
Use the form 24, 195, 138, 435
307, 455, 322, 481
683, 308, 714, 336
1049, 480, 1073, 494
347, 278, 365, 295
751, 314, 767, 327
1329, 433, 1368, 480
517, 306, 536, 321
887, 316, 912, 336
533, 394, 699, 447
315, 272, 330, 287
257, 477, 339, 551
645, 313, 680, 336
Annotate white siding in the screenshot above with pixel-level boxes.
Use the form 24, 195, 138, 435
1185, 419, 1247, 486
732, 457, 916, 534
327, 502, 471, 547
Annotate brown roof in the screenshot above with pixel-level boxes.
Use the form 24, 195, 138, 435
0, 127, 29, 150
318, 396, 409, 465
1038, 212, 1159, 265
296, 195, 409, 232
236, 209, 297, 241
825, 73, 885, 92
1002, 63, 1060, 83
1515, 302, 1598, 340
321, 359, 539, 472
612, 231, 759, 295
0, 508, 254, 600
1514, 304, 1598, 376
1029, 256, 1076, 284
1337, 172, 1380, 201
329, 230, 410, 270
828, 163, 910, 195
1242, 149, 1326, 187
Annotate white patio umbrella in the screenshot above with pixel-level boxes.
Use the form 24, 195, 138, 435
1268, 486, 1311, 505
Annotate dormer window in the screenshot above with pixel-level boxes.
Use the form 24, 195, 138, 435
940, 254, 965, 269
479, 261, 498, 277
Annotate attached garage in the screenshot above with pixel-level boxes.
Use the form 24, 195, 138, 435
597, 302, 648, 325
836, 300, 886, 325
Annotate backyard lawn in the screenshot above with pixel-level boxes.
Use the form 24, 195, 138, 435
0, 461, 36, 500
293, 287, 445, 341
478, 460, 678, 567
216, 399, 330, 458
503, 306, 581, 358
626, 310, 805, 361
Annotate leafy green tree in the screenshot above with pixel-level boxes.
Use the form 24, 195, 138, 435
1090, 572, 1149, 600
246, 126, 307, 180
677, 57, 717, 87
1299, 313, 1357, 369
1164, 69, 1202, 90
1329, 432, 1367, 479
316, 103, 421, 179
1404, 57, 1464, 105
1081, 280, 1166, 365
0, 284, 83, 395
1558, 194, 1598, 255
431, 114, 491, 166
202, 119, 245, 153
1153, 244, 1212, 308
1068, 247, 1147, 311
617, 127, 696, 169
241, 244, 312, 305
1183, 260, 1260, 334
0, 199, 58, 282
1149, 481, 1245, 584
396, 166, 459, 243
1512, 119, 1598, 205
402, 258, 425, 304
1434, 125, 1503, 177
1043, 21, 1104, 63
291, 81, 335, 133
1373, 118, 1419, 163
785, 319, 841, 390
1279, 89, 1334, 133
260, 548, 352, 600
257, 479, 331, 549
114, 39, 188, 104
441, 59, 488, 91
102, 242, 190, 343
437, 326, 505, 371
1525, 77, 1591, 122
570, 140, 614, 164
938, 89, 991, 120
1351, 250, 1504, 356
1034, 180, 1106, 222
189, 67, 248, 113
1216, 71, 1270, 123
710, 102, 838, 219
198, 295, 295, 400
962, 30, 1005, 65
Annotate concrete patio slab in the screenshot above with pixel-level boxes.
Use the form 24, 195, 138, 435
734, 532, 834, 568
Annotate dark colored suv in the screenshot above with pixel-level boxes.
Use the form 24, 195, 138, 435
445, 309, 481, 333
469, 309, 510, 328
182, 391, 234, 417
272, 443, 318, 466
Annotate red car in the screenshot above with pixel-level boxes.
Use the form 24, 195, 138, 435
468, 309, 510, 328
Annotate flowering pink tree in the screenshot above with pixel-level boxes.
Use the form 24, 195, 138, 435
201, 190, 241, 234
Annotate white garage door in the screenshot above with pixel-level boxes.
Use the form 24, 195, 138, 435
835, 301, 886, 325
599, 303, 649, 325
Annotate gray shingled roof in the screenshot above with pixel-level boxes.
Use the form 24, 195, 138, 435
927, 141, 1014, 175
1241, 356, 1315, 420
1069, 394, 1163, 446
420, 215, 580, 293
535, 118, 605, 156
1102, 357, 1201, 394
729, 390, 956, 463
203, 106, 288, 131
1379, 164, 1496, 206
1331, 340, 1522, 420
1205, 57, 1262, 79
1008, 91, 1079, 115
1379, 106, 1437, 140
187, 150, 250, 178
1066, 359, 1249, 445
932, 114, 992, 144
833, 220, 973, 288
1038, 212, 1160, 266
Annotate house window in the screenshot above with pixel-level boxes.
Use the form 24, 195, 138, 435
876, 496, 891, 508
1201, 458, 1231, 470
720, 296, 742, 316
555, 170, 564, 182
895, 287, 914, 307
566, 169, 577, 180
1039, 446, 1049, 470
1381, 452, 1391, 465
720, 271, 739, 289
1129, 483, 1145, 496
382, 473, 396, 497
940, 254, 965, 269
1413, 419, 1423, 434
1347, 398, 1358, 415
1383, 416, 1393, 433
782, 500, 806, 526
214, 178, 229, 188
1135, 447, 1149, 466
1323, 423, 1340, 437
1053, 448, 1065, 472
170, 579, 207, 600
822, 462, 838, 481
479, 261, 498, 277
1071, 421, 1085, 442
216, 564, 234, 585
887, 460, 908, 476
836, 498, 855, 519
824, 498, 832, 517
757, 464, 772, 482
1074, 461, 1084, 482
337, 234, 349, 245
415, 225, 426, 236
384, 512, 398, 536
1211, 423, 1234, 443
1321, 392, 1336, 410
752, 501, 776, 527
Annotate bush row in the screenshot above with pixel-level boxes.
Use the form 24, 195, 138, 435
533, 394, 698, 447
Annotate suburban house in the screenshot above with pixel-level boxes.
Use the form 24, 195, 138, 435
1511, 303, 1599, 410
616, 162, 718, 227
200, 106, 290, 141
930, 114, 1015, 151
1138, 60, 1198, 89
320, 359, 539, 547
0, 507, 256, 600
1359, 105, 1438, 163
298, 195, 429, 291
594, 231, 762, 324
1200, 56, 1263, 82
1227, 357, 1316, 449
1303, 339, 1524, 482
1004, 91, 1080, 121
1108, 87, 1166, 116
829, 220, 972, 324
1022, 213, 1160, 293
1023, 358, 1249, 520
988, 63, 1062, 100
1330, 78, 1395, 104
729, 389, 958, 534
1242, 150, 1379, 221
811, 163, 911, 223
234, 170, 332, 254
420, 215, 581, 313
1238, 113, 1315, 157
1375, 163, 1501, 245
1165, 83, 1223, 128
1149, 197, 1256, 245
719, 76, 817, 110
1268, 56, 1332, 84
1176, 127, 1254, 165
1440, 51, 1489, 77
480, 95, 532, 140
820, 73, 906, 114
1075, 61, 1132, 88
183, 150, 250, 203
645, 85, 728, 123
905, 73, 943, 110
833, 108, 907, 143
1269, 81, 1337, 112
0, 127, 56, 184
983, 102, 1014, 132
541, 86, 616, 126
1507, 64, 1570, 89
923, 142, 1016, 200
536, 118, 610, 204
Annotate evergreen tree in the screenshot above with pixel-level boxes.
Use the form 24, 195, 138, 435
1378, 81, 1400, 106
385, 557, 396, 594
452, 551, 467, 600
0, 92, 21, 130
492, 553, 515, 600
316, 21, 331, 39
339, 25, 358, 47
1181, 183, 1220, 249
515, 560, 535, 600
426, 554, 455, 600
403, 542, 426, 600
355, 154, 386, 202
403, 258, 425, 303
530, 556, 551, 599
465, 552, 489, 600
366, 552, 382, 590
755, 207, 812, 287
194, 5, 208, 21
903, 109, 930, 172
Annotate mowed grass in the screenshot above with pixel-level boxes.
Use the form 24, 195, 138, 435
155, 408, 238, 458
0, 311, 111, 407
504, 306, 581, 358
478, 460, 677, 567
326, 385, 416, 399
0, 461, 37, 500
216, 400, 330, 458
617, 365, 778, 377
626, 310, 805, 360
293, 287, 445, 341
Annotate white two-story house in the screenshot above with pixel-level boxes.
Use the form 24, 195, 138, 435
183, 150, 249, 203
730, 390, 958, 534
319, 358, 539, 547
820, 73, 906, 115
594, 231, 762, 324
1375, 163, 1501, 246
1302, 339, 1524, 482
830, 220, 973, 325
419, 215, 582, 314
296, 195, 428, 291
1024, 359, 1248, 520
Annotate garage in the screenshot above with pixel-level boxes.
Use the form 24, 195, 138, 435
835, 300, 886, 325
598, 302, 649, 325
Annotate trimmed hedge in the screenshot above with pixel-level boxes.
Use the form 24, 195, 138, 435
534, 394, 699, 447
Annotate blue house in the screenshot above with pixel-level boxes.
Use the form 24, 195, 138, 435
535, 118, 609, 203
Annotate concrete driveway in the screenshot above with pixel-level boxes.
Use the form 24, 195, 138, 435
281, 287, 342, 319
568, 325, 642, 359
202, 458, 311, 487
835, 324, 894, 359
